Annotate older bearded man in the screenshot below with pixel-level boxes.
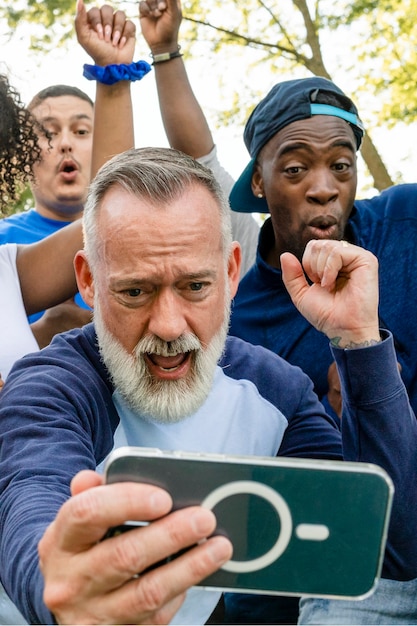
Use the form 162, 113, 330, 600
1, 147, 417, 626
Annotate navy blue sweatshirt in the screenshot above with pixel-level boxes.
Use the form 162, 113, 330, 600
0, 325, 416, 624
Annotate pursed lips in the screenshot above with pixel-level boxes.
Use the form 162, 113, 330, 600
306, 216, 339, 239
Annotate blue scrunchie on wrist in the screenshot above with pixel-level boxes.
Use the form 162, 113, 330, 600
83, 60, 152, 85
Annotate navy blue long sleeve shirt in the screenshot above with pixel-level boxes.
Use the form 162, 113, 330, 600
0, 325, 416, 623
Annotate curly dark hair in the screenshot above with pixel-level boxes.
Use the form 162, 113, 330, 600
0, 74, 45, 215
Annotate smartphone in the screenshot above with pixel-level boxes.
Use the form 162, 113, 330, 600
103, 446, 394, 599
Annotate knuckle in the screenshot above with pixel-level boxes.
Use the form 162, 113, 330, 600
67, 490, 98, 525
154, 596, 187, 625
136, 575, 166, 613
187, 545, 217, 578
125, 22, 137, 35
43, 580, 77, 614
86, 7, 101, 23
163, 513, 198, 549
110, 532, 148, 576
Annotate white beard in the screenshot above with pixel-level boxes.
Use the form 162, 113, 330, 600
94, 300, 230, 424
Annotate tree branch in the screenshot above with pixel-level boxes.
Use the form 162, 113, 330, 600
184, 16, 310, 64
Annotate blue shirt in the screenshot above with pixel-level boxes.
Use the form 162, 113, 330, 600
230, 184, 417, 419
0, 209, 89, 321
0, 324, 416, 624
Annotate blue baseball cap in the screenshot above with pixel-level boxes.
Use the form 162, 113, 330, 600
230, 77, 364, 213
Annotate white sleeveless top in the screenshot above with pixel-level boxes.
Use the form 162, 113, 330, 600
0, 244, 39, 379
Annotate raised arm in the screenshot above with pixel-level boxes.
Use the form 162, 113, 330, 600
75, 0, 136, 176
19, 2, 138, 319
139, 0, 259, 276
139, 0, 213, 158
282, 239, 417, 580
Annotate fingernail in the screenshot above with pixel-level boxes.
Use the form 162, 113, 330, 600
207, 536, 233, 564
149, 489, 172, 513
190, 509, 215, 535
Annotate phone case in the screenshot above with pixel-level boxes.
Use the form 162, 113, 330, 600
104, 446, 394, 599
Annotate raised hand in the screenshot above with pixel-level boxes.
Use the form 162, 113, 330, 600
139, 0, 182, 53
281, 239, 381, 348
75, 0, 136, 66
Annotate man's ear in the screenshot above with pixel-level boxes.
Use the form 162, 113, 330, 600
228, 242, 242, 298
74, 251, 95, 309
251, 162, 264, 198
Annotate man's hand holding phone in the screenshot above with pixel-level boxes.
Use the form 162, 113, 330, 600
38, 469, 232, 625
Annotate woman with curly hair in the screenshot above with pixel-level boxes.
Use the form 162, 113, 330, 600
0, 1, 135, 384
0, 73, 45, 214
0, 73, 83, 382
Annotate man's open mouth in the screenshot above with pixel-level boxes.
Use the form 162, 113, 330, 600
58, 159, 78, 179
146, 351, 192, 372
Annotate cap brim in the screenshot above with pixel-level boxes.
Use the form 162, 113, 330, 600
229, 159, 269, 214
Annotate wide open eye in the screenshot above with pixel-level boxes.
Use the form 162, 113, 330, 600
190, 282, 203, 292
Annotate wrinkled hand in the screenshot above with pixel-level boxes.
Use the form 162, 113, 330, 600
139, 0, 182, 53
39, 470, 232, 625
75, 0, 136, 67
281, 239, 380, 348
31, 299, 93, 349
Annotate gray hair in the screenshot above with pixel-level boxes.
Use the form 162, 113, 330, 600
83, 146, 233, 268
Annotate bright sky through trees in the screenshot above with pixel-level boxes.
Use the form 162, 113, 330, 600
2, 4, 416, 195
